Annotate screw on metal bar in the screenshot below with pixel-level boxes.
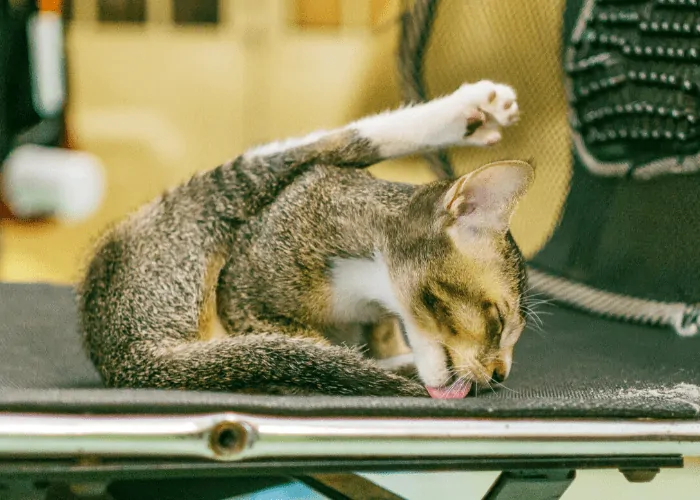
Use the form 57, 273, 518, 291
209, 421, 250, 458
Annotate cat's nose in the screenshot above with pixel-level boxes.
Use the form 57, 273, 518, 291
492, 369, 506, 384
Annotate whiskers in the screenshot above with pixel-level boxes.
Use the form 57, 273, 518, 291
521, 289, 555, 335
441, 347, 520, 396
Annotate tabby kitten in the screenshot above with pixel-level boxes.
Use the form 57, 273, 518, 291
78, 80, 532, 398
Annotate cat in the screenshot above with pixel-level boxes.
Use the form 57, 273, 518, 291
78, 80, 532, 399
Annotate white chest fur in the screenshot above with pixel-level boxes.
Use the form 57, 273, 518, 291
329, 252, 402, 324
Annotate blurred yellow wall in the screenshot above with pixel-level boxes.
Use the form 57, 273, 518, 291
0, 0, 435, 284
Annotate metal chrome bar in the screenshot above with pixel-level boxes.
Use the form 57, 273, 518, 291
2, 413, 700, 462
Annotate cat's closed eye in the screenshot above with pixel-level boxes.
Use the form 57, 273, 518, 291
483, 302, 504, 340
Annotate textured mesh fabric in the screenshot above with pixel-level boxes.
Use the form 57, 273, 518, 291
2, 283, 700, 419
564, 0, 700, 179
417, 0, 573, 258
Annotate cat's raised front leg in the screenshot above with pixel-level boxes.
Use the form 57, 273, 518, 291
240, 81, 519, 171
351, 80, 520, 157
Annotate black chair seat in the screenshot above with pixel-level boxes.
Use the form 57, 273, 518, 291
2, 282, 699, 419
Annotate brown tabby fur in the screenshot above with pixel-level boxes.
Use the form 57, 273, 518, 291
78, 82, 532, 397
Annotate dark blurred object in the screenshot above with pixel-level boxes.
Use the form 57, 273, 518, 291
1, 0, 38, 164
0, 0, 68, 161
0, 0, 70, 222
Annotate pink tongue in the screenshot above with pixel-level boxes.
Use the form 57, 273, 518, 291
426, 380, 472, 399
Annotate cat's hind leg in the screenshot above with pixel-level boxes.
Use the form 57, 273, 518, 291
109, 320, 427, 397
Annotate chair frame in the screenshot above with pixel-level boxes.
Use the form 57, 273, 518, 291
0, 411, 695, 499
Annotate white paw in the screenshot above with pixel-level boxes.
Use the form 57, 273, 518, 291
446, 80, 520, 147
376, 353, 415, 371
464, 123, 503, 147
473, 81, 520, 126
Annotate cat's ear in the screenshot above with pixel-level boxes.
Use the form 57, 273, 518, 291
442, 160, 534, 234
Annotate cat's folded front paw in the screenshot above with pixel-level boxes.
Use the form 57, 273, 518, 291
394, 378, 430, 397
375, 371, 429, 397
